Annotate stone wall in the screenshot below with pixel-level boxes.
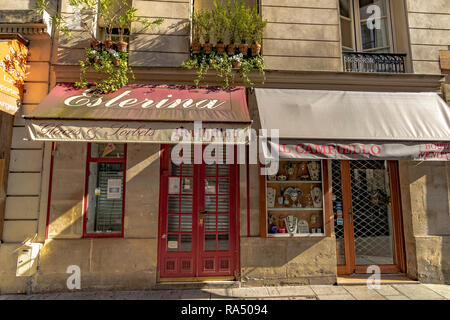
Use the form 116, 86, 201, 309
399, 161, 450, 284
29, 143, 162, 292
241, 237, 337, 286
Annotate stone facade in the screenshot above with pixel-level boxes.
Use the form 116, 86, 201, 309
0, 0, 449, 294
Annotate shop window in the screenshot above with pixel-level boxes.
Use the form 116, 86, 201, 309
339, 0, 393, 53
263, 160, 327, 238
84, 143, 127, 237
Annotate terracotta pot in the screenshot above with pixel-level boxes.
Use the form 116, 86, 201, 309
251, 43, 262, 56
191, 42, 201, 54
227, 44, 237, 55
116, 41, 128, 52
232, 61, 242, 69
90, 39, 101, 50
203, 43, 213, 54
104, 40, 114, 50
112, 58, 120, 66
216, 43, 225, 54
238, 43, 249, 56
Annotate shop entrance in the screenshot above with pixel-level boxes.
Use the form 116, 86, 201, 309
157, 145, 240, 280
332, 160, 406, 275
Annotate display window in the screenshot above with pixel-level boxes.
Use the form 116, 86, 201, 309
261, 159, 330, 238
83, 143, 127, 237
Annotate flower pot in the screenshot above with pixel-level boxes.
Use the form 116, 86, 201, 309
227, 44, 237, 55
116, 41, 128, 52
90, 39, 101, 50
232, 61, 242, 69
251, 43, 262, 56
104, 40, 114, 50
238, 43, 249, 56
203, 43, 213, 54
191, 42, 201, 54
94, 56, 101, 64
112, 58, 120, 66
216, 43, 225, 54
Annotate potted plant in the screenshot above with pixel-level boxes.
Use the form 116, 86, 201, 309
235, 1, 250, 56
213, 0, 227, 55
249, 8, 267, 56
226, 0, 239, 56
229, 53, 243, 69
198, 9, 214, 54
191, 11, 202, 53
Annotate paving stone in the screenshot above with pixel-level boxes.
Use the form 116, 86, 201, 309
392, 284, 446, 300
343, 286, 386, 300
310, 285, 348, 295
274, 285, 316, 297
229, 287, 271, 298
372, 285, 403, 296
317, 294, 355, 300
423, 284, 450, 299
385, 295, 410, 300
179, 290, 211, 300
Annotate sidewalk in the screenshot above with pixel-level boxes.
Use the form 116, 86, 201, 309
1, 283, 449, 300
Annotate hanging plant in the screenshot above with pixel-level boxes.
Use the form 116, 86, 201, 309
76, 48, 133, 93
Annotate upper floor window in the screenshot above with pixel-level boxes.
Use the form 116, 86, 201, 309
339, 0, 393, 53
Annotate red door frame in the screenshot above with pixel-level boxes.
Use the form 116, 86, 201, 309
157, 144, 241, 280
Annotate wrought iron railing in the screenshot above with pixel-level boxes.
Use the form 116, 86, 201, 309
343, 52, 407, 73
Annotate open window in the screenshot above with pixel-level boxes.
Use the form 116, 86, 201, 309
339, 0, 393, 53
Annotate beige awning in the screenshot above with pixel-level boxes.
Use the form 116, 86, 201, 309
255, 89, 450, 161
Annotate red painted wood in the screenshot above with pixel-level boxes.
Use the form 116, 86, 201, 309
158, 145, 240, 278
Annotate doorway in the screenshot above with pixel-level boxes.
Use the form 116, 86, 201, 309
157, 144, 240, 280
333, 160, 406, 275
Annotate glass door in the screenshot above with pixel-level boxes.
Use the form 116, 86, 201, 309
158, 145, 239, 279
333, 160, 405, 275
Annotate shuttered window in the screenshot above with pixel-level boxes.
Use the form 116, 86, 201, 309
84, 143, 127, 237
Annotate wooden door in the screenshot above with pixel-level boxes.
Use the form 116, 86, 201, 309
334, 160, 406, 275
157, 145, 240, 280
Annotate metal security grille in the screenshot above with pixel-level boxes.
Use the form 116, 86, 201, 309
350, 160, 395, 265
331, 160, 346, 265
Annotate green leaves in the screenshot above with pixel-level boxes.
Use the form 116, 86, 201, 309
76, 48, 133, 93
181, 52, 265, 88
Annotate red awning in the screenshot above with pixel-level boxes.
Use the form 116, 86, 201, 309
24, 83, 251, 144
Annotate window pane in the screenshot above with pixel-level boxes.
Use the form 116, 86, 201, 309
218, 196, 229, 213
91, 143, 125, 158
359, 0, 387, 20
86, 162, 123, 234
218, 215, 229, 232
218, 234, 229, 251
167, 215, 179, 233
218, 178, 229, 194
205, 234, 216, 251
180, 234, 192, 252
205, 215, 217, 232
168, 196, 179, 213
339, 0, 352, 18
360, 18, 389, 51
180, 196, 193, 213
205, 178, 216, 194
341, 18, 354, 50
167, 234, 179, 252
180, 215, 192, 232
205, 196, 216, 212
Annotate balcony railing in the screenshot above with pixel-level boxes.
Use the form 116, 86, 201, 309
343, 52, 407, 73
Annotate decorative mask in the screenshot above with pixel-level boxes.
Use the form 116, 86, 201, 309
307, 161, 321, 181
311, 186, 323, 208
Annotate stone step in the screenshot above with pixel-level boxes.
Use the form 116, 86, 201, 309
154, 281, 240, 291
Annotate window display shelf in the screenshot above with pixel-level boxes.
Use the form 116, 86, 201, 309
264, 160, 326, 238
268, 233, 325, 238
267, 180, 322, 184
267, 208, 323, 211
